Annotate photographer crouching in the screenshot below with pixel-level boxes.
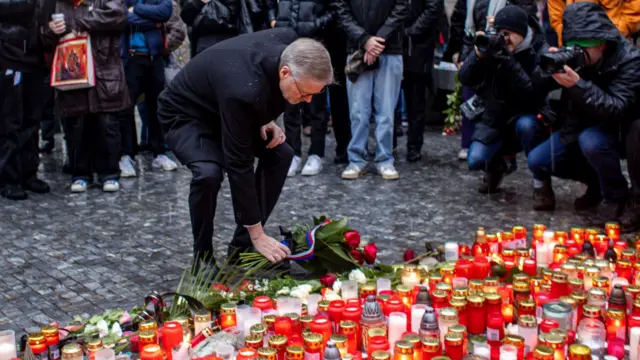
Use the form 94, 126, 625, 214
459, 5, 548, 193
526, 2, 640, 225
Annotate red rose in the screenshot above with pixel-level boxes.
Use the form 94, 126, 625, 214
363, 243, 378, 264
344, 231, 361, 249
320, 273, 338, 287
350, 249, 365, 265
323, 219, 331, 224
403, 249, 418, 262
211, 282, 230, 292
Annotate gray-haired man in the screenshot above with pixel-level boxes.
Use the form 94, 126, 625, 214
158, 28, 334, 268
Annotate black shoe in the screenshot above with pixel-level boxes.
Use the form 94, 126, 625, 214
407, 150, 422, 162
39, 140, 54, 154
533, 182, 556, 211
395, 127, 404, 137
478, 164, 506, 194
22, 177, 50, 194
598, 200, 626, 222
138, 143, 150, 152
574, 185, 603, 210
0, 184, 28, 200
620, 204, 640, 233
504, 157, 518, 175
333, 153, 348, 164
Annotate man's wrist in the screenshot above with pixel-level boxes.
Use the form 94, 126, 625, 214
244, 223, 264, 240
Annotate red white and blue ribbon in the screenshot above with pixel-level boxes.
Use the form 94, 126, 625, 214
281, 224, 321, 262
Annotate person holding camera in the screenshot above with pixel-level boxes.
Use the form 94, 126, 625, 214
459, 5, 547, 193
527, 2, 640, 221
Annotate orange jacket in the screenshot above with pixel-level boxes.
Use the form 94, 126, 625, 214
547, 0, 640, 44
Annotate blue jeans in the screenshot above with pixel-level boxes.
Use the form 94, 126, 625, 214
515, 114, 548, 156
528, 126, 629, 202
138, 101, 149, 145
346, 54, 403, 168
468, 140, 503, 171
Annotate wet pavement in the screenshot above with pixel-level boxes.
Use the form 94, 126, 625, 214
0, 127, 628, 331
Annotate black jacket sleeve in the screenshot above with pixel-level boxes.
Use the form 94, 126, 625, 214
333, 0, 369, 48
266, 0, 276, 22
496, 55, 535, 101
315, 6, 334, 31
565, 57, 640, 124
0, 0, 34, 15
458, 51, 489, 87
405, 0, 442, 39
375, 0, 408, 40
443, 0, 465, 60
220, 98, 262, 226
180, 0, 205, 26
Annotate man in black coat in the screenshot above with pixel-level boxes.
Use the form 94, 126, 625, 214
459, 5, 547, 193
157, 28, 334, 267
0, 0, 52, 200
527, 2, 640, 220
402, 0, 443, 162
623, 120, 640, 231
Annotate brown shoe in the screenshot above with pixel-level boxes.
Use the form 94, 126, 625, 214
533, 182, 556, 211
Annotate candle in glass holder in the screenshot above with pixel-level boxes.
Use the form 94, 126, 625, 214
445, 242, 459, 262
518, 315, 537, 355
411, 305, 427, 334
438, 308, 458, 345
499, 344, 518, 360
606, 222, 621, 242
398, 286, 414, 309
269, 335, 288, 360
420, 337, 440, 360
341, 281, 358, 300
360, 284, 377, 300
377, 278, 392, 294
502, 304, 514, 324
616, 260, 633, 282
449, 300, 467, 329
444, 333, 464, 360
307, 294, 322, 316
533, 225, 546, 242
630, 327, 640, 360
402, 334, 422, 360
393, 341, 414, 360
328, 300, 345, 331
389, 312, 407, 354
402, 266, 421, 288
140, 345, 164, 360
606, 308, 626, 342
339, 321, 358, 355
455, 259, 472, 280
536, 242, 550, 270
275, 316, 294, 338
441, 265, 455, 285
0, 330, 16, 360
237, 348, 258, 360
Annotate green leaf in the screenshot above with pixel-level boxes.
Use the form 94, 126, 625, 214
327, 243, 359, 265
375, 264, 394, 273
101, 333, 121, 345
315, 217, 349, 241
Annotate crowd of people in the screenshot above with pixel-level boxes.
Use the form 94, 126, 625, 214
0, 0, 639, 239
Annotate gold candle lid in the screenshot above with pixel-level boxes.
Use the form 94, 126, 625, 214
450, 299, 467, 311
300, 315, 313, 326
453, 286, 470, 297
436, 283, 452, 293
318, 300, 330, 310
549, 329, 568, 343
27, 332, 45, 345
617, 259, 632, 268
560, 296, 577, 308
402, 333, 421, 348
258, 347, 277, 356
554, 245, 568, 254
484, 292, 501, 304
245, 334, 263, 346
622, 249, 636, 259
304, 333, 323, 350
339, 320, 357, 330
467, 294, 486, 306
588, 288, 606, 301
41, 326, 59, 337
285, 345, 304, 358
440, 264, 455, 275
139, 320, 158, 331
251, 323, 267, 336
371, 351, 391, 360
607, 308, 626, 320
583, 305, 602, 318
269, 335, 288, 347
568, 344, 591, 360
61, 343, 82, 356
421, 336, 441, 352
264, 315, 277, 327
448, 324, 466, 336
285, 313, 300, 322
394, 341, 414, 355
220, 303, 236, 315
86, 338, 103, 351
139, 330, 157, 342
368, 327, 387, 337
439, 308, 458, 321
502, 249, 516, 257
504, 334, 525, 347
397, 285, 413, 295
469, 279, 484, 290
518, 315, 536, 328
432, 290, 448, 302
513, 273, 530, 283
569, 277, 584, 288
519, 300, 535, 311
444, 332, 464, 346
432, 357, 451, 360
516, 249, 530, 257
513, 281, 530, 292
571, 291, 587, 304
330, 334, 347, 344
484, 277, 500, 287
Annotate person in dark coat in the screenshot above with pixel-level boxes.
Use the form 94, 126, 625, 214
402, 0, 444, 162
43, 0, 131, 192
459, 5, 547, 193
268, 0, 333, 176
527, 2, 640, 220
0, 0, 53, 200
623, 119, 640, 231
157, 29, 334, 267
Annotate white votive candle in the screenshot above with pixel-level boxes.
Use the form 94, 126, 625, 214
377, 278, 392, 294
388, 312, 407, 354
411, 304, 428, 334
630, 327, 640, 360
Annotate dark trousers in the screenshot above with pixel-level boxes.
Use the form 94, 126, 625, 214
40, 76, 57, 142
528, 126, 628, 202
284, 90, 328, 157
460, 87, 475, 149
326, 29, 351, 158
68, 113, 121, 183
0, 69, 43, 186
187, 143, 294, 264
404, 71, 429, 152
119, 55, 166, 157
628, 119, 640, 199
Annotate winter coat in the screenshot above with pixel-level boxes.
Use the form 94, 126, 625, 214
42, 0, 131, 118
121, 0, 172, 59
535, 2, 640, 143
547, 0, 640, 44
268, 0, 334, 38
165, 0, 187, 53
0, 0, 50, 71
157, 28, 298, 226
403, 0, 444, 72
459, 16, 547, 144
334, 0, 409, 55
180, 0, 246, 53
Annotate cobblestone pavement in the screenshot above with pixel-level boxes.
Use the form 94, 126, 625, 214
0, 128, 627, 332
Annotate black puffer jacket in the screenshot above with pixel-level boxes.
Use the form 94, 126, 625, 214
334, 0, 408, 55
0, 0, 50, 71
444, 0, 537, 61
404, 0, 443, 72
535, 2, 640, 143
459, 16, 547, 144
268, 0, 333, 38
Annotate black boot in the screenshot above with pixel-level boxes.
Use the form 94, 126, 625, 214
333, 153, 348, 164
22, 177, 50, 194
533, 181, 556, 211
620, 202, 640, 233
407, 149, 422, 162
0, 184, 28, 200
478, 161, 506, 194
597, 200, 626, 222
39, 139, 54, 154
574, 184, 603, 210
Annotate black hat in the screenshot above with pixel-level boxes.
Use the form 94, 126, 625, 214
494, 5, 529, 36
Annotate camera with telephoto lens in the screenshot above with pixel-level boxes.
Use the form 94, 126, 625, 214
474, 27, 506, 56
539, 46, 585, 74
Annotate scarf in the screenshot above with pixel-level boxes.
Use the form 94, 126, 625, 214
515, 26, 534, 53
465, 0, 507, 35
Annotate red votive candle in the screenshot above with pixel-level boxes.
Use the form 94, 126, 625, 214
523, 259, 537, 277
472, 257, 491, 280
367, 336, 390, 354
459, 245, 471, 257
310, 317, 332, 344
253, 296, 272, 311
236, 348, 258, 360
539, 319, 559, 334
328, 300, 345, 331
274, 316, 293, 338
487, 312, 505, 342
455, 259, 473, 279
467, 295, 486, 334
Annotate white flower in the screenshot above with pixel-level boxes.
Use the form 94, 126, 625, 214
276, 287, 290, 296
248, 284, 254, 291
110, 322, 123, 337
96, 319, 109, 338
290, 288, 309, 302
240, 291, 246, 299
348, 269, 367, 284
332, 279, 342, 294
219, 290, 227, 298
323, 290, 341, 301
255, 284, 262, 291
84, 324, 97, 335
297, 284, 313, 294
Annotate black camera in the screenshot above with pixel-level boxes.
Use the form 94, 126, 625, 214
539, 46, 585, 74
475, 27, 506, 56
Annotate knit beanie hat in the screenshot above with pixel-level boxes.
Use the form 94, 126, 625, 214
494, 5, 529, 36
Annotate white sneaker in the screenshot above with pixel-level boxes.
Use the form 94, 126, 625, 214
301, 155, 323, 176
288, 155, 301, 177
341, 164, 365, 180
458, 148, 469, 161
378, 164, 400, 180
119, 155, 137, 177
103, 180, 120, 192
70, 180, 88, 193
152, 154, 178, 171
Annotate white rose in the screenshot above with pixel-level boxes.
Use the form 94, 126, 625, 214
332, 279, 342, 294
290, 288, 309, 302
298, 284, 313, 294
348, 269, 367, 284
323, 290, 341, 301
96, 319, 109, 338
276, 287, 291, 296
110, 322, 123, 337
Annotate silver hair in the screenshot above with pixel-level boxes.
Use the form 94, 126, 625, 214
279, 38, 334, 85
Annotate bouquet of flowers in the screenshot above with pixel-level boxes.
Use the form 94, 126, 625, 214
240, 216, 376, 276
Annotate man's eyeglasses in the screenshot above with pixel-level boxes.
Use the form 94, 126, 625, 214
293, 77, 325, 97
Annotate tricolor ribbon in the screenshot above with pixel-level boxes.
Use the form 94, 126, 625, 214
281, 224, 321, 262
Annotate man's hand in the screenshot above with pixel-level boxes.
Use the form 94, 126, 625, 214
260, 121, 286, 149
252, 233, 291, 263
474, 31, 485, 58
48, 19, 66, 34
552, 65, 581, 88
270, 20, 276, 28
364, 36, 385, 57
364, 52, 377, 65
128, 6, 133, 12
